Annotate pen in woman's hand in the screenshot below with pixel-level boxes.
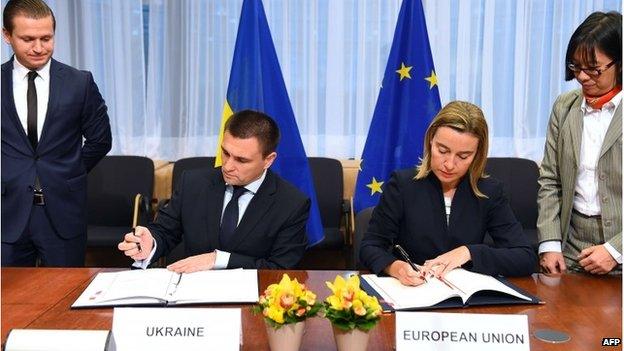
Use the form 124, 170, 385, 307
395, 245, 465, 292
394, 245, 425, 278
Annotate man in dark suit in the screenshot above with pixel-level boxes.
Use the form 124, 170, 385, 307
118, 110, 310, 271
1, 0, 112, 267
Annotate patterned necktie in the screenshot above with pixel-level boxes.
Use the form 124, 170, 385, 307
219, 186, 247, 247
27, 71, 38, 150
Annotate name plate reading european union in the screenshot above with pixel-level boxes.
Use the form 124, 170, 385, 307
396, 312, 529, 351
112, 307, 241, 351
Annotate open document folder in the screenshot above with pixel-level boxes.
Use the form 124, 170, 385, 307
361, 268, 541, 312
72, 269, 259, 308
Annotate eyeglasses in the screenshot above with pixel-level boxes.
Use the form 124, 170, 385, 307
567, 61, 617, 77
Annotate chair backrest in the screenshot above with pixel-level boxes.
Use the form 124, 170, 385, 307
172, 157, 216, 191
164, 157, 215, 264
485, 157, 539, 230
353, 207, 375, 269
87, 156, 154, 226
308, 157, 344, 228
485, 157, 539, 252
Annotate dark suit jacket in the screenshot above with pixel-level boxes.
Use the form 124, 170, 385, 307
360, 169, 537, 276
1, 58, 112, 242
149, 168, 310, 269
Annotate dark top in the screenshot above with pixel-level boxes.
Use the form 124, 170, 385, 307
360, 168, 537, 276
149, 168, 310, 269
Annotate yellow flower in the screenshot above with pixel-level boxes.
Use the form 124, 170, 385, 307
266, 305, 285, 324
325, 275, 363, 311
265, 284, 277, 296
292, 279, 304, 297
303, 290, 317, 305
326, 276, 344, 295
327, 295, 343, 310
345, 275, 361, 291
280, 293, 295, 309
257, 274, 319, 324
352, 299, 366, 316
325, 274, 382, 330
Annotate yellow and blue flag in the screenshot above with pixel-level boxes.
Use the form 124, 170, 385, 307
354, 0, 441, 213
217, 0, 324, 246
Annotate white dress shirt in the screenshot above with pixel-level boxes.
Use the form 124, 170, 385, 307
539, 92, 622, 263
443, 196, 452, 225
134, 170, 268, 269
12, 57, 51, 141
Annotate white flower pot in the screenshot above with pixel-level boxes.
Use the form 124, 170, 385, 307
265, 320, 306, 351
332, 325, 371, 351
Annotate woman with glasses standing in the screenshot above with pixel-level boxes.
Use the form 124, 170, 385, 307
538, 11, 622, 275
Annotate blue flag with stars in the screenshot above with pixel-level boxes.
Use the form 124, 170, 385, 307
217, 0, 324, 246
354, 0, 441, 213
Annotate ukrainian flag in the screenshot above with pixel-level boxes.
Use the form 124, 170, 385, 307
354, 0, 441, 213
216, 0, 324, 246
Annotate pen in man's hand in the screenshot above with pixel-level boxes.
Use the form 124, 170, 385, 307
132, 227, 142, 253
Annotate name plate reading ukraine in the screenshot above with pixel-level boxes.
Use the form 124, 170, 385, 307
396, 312, 529, 351
112, 307, 241, 351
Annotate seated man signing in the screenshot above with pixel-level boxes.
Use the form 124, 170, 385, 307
118, 110, 310, 272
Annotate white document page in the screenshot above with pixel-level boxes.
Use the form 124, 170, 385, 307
171, 269, 259, 304
72, 268, 259, 308
72, 271, 170, 307
444, 269, 532, 302
363, 274, 460, 309
98, 269, 178, 302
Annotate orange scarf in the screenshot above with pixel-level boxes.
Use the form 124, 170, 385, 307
585, 85, 622, 109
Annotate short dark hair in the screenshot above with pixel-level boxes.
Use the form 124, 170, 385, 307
3, 0, 56, 34
565, 11, 621, 84
224, 110, 280, 157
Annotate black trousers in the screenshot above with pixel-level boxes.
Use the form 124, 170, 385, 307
1, 205, 86, 267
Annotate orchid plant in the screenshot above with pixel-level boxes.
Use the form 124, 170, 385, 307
324, 275, 382, 332
253, 274, 322, 329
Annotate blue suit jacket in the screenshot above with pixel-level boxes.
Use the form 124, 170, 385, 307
1, 58, 112, 242
360, 169, 538, 276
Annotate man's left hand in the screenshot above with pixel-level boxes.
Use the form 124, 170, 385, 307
578, 245, 617, 274
167, 252, 217, 273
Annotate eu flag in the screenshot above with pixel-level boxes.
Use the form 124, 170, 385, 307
354, 0, 441, 213
217, 0, 324, 246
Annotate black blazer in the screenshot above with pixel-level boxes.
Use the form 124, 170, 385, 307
1, 58, 111, 242
149, 168, 310, 269
360, 169, 537, 276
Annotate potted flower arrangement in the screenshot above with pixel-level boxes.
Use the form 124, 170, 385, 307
253, 274, 322, 351
324, 274, 383, 351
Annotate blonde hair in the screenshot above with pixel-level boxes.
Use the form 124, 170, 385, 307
415, 101, 489, 198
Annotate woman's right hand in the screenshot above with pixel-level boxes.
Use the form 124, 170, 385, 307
384, 260, 426, 286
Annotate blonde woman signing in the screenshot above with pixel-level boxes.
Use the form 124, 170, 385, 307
360, 101, 537, 286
